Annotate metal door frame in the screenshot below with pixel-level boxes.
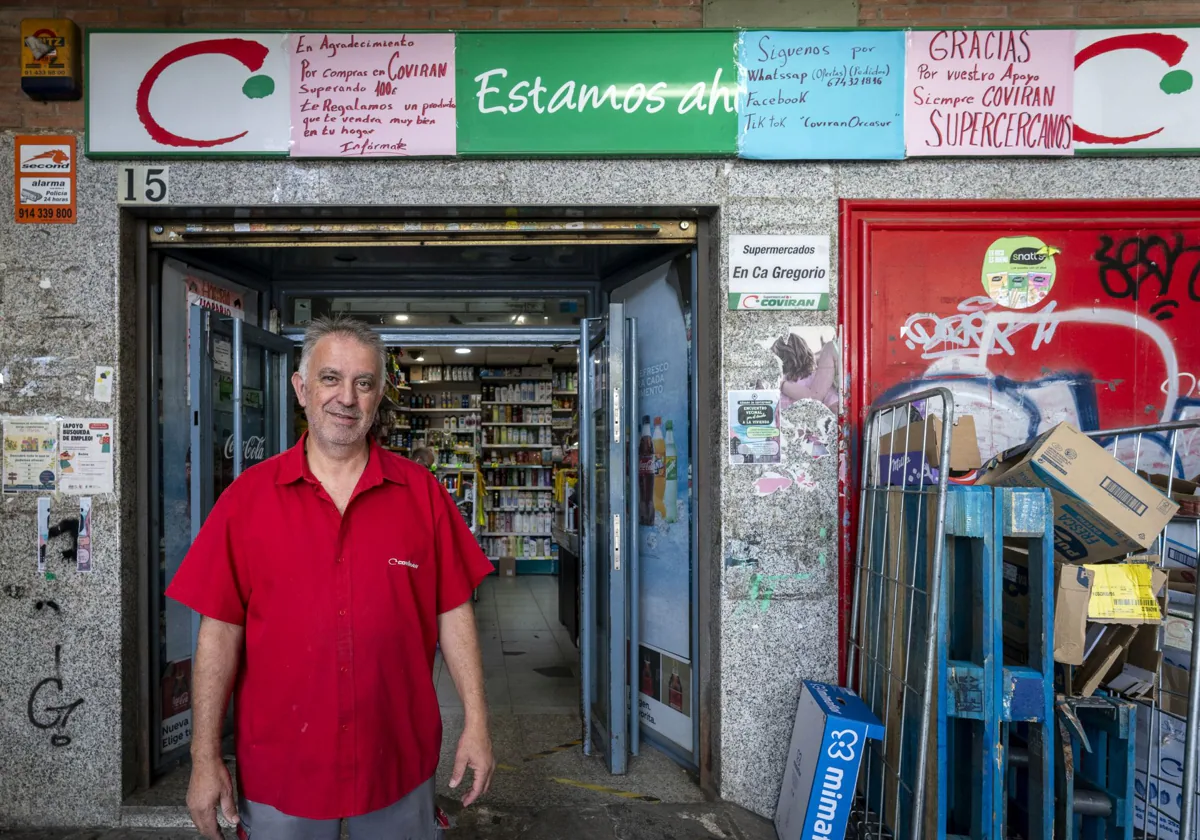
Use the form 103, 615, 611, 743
134, 207, 719, 795
187, 305, 293, 656
579, 304, 639, 773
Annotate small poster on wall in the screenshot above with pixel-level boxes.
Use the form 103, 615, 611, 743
905, 29, 1075, 156
728, 390, 782, 465
58, 418, 115, 495
2, 416, 58, 492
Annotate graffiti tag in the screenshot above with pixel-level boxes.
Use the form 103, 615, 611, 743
1094, 233, 1200, 320
27, 645, 84, 747
902, 296, 1060, 359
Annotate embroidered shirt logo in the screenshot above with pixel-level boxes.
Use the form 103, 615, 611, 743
388, 558, 419, 570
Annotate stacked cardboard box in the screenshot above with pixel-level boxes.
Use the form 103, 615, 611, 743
982, 422, 1181, 699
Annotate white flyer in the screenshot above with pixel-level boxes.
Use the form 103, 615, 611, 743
58, 418, 114, 495
728, 235, 831, 311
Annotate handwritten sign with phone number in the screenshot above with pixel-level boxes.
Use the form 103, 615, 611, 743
738, 31, 905, 160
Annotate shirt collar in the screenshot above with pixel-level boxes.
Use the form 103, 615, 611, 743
276, 433, 407, 487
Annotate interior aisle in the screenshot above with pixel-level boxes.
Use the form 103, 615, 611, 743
437, 575, 579, 715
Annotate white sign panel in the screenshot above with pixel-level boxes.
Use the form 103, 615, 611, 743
1075, 29, 1200, 151
87, 32, 291, 155
728, 235, 831, 311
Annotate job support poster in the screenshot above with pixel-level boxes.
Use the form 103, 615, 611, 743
738, 30, 905, 160
2, 416, 58, 492
58, 419, 115, 495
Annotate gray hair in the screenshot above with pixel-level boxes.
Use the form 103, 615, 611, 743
298, 314, 387, 385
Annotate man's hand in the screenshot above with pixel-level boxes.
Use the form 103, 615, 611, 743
449, 722, 495, 807
187, 756, 239, 840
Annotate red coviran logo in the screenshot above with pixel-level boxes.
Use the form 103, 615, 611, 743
136, 38, 277, 148
1074, 32, 1195, 146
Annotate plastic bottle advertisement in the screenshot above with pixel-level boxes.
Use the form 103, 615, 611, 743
613, 260, 694, 751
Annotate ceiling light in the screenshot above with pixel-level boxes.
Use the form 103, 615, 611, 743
516, 314, 526, 324
543, 316, 549, 322
415, 355, 425, 362
395, 314, 409, 322
455, 348, 471, 355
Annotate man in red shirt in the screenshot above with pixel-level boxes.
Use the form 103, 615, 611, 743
168, 315, 495, 839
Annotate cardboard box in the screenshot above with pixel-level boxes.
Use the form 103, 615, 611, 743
876, 415, 982, 487
979, 423, 1179, 563
774, 682, 883, 840
1133, 701, 1198, 840
1054, 560, 1165, 664
497, 556, 517, 578
1164, 520, 1199, 570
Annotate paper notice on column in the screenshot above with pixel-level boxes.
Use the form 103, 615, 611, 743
288, 33, 456, 157
58, 418, 114, 495
2, 416, 58, 492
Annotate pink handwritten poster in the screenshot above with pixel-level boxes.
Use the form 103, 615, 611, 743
288, 33, 456, 157
905, 29, 1075, 156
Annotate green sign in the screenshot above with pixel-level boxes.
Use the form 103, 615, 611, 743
456, 31, 739, 156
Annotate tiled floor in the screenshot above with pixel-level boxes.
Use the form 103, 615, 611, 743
435, 574, 580, 715
131, 574, 705, 815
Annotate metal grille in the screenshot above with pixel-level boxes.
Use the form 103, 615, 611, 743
848, 388, 955, 840
1073, 420, 1200, 840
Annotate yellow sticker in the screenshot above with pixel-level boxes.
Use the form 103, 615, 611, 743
1085, 564, 1162, 622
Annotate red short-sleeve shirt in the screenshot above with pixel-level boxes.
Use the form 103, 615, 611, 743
166, 435, 493, 819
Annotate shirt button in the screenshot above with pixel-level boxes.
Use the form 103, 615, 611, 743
342, 724, 349, 731
338, 610, 346, 616
336, 557, 344, 564
340, 666, 348, 673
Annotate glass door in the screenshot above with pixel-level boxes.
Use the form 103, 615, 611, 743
579, 303, 639, 774
188, 304, 293, 653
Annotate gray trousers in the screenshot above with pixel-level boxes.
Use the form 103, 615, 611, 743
237, 777, 437, 840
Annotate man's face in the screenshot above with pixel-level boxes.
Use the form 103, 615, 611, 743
291, 335, 383, 450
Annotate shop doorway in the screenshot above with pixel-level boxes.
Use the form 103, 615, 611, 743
139, 216, 711, 806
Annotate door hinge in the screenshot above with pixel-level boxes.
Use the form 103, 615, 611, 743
612, 387, 621, 443
613, 513, 621, 571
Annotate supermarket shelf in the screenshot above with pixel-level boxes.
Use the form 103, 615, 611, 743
408, 408, 480, 414
553, 391, 577, 396
483, 422, 552, 427
480, 375, 553, 382
482, 401, 552, 407
482, 464, 551, 469
482, 532, 553, 538
483, 444, 549, 449
484, 507, 555, 513
487, 555, 555, 561
385, 446, 410, 453
490, 486, 553, 490
552, 408, 575, 413
408, 380, 478, 385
